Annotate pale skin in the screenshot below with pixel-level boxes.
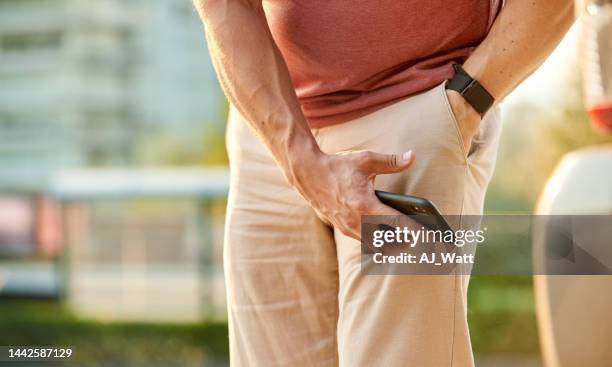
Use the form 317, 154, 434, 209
194, 0, 575, 240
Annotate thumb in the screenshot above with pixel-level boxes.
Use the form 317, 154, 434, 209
360, 151, 415, 174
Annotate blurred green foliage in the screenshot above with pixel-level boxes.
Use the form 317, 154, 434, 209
0, 288, 538, 366
0, 300, 228, 367
135, 100, 230, 166
135, 123, 228, 166
469, 276, 540, 356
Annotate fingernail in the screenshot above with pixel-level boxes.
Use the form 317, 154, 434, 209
402, 151, 413, 163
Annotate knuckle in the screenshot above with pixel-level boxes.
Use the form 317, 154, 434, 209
387, 154, 398, 168
345, 214, 360, 230
344, 215, 355, 228
352, 199, 370, 214
357, 151, 374, 165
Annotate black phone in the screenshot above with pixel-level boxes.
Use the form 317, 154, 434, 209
374, 190, 453, 233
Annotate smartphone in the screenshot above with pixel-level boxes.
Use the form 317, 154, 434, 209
374, 190, 453, 233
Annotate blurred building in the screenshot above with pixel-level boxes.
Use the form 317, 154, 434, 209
50, 168, 229, 322
0, 0, 228, 320
0, 0, 224, 257
0, 0, 223, 191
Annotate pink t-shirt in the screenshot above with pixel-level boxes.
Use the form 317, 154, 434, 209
263, 1, 502, 128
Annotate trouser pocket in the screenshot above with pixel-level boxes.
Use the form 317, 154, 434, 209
438, 82, 485, 162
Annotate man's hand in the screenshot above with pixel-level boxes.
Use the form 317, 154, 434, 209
289, 150, 416, 240
446, 90, 481, 155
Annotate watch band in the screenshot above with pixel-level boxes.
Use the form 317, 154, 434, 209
445, 64, 494, 117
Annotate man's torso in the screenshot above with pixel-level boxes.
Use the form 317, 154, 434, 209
263, 0, 501, 127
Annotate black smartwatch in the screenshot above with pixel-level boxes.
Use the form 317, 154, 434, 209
445, 64, 494, 117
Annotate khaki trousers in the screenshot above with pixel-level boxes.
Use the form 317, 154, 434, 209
224, 82, 502, 367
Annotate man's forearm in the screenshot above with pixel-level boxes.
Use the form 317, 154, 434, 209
464, 0, 575, 101
193, 0, 321, 182
195, 0, 418, 239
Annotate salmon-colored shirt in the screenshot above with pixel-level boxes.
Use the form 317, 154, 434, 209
263, 1, 502, 128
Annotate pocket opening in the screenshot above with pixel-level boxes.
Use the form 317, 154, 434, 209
439, 83, 482, 162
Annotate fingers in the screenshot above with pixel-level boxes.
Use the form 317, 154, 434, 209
358, 150, 415, 174
370, 201, 403, 217
336, 199, 403, 241
334, 198, 376, 241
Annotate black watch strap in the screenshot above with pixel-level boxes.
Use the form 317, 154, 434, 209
445, 64, 494, 117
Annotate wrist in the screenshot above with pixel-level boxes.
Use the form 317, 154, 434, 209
463, 56, 501, 101
447, 63, 495, 117
284, 137, 327, 186
461, 60, 484, 85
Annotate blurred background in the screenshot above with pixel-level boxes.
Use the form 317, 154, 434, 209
0, 1, 611, 366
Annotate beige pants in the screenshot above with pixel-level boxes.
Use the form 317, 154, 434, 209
224, 82, 502, 367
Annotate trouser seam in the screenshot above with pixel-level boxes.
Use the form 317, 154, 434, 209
450, 164, 470, 367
